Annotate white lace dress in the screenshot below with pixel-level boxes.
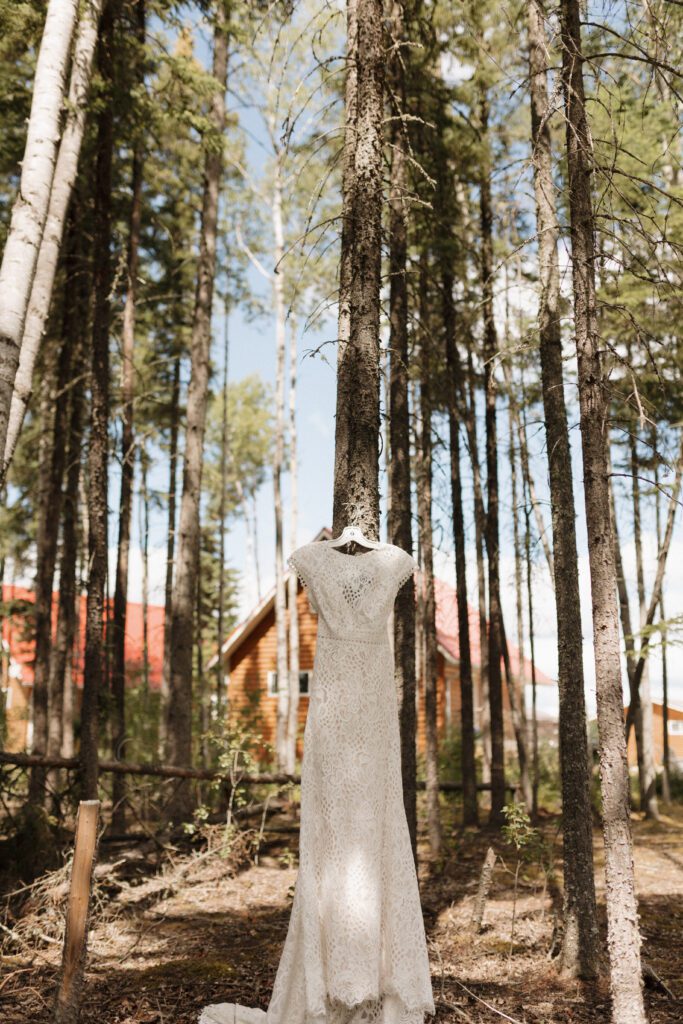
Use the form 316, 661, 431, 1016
199, 540, 435, 1024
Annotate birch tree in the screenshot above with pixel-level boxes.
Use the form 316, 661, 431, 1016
0, 0, 79, 464
2, 0, 102, 477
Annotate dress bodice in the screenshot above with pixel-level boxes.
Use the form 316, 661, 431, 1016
287, 540, 417, 643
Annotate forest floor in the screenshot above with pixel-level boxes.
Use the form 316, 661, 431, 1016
1, 801, 682, 1024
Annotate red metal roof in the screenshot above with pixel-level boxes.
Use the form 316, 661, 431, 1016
1, 584, 165, 690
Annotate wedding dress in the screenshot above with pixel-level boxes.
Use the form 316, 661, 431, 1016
199, 539, 435, 1024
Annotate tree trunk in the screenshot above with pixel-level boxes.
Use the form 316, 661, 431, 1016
560, 2, 645, 1017
417, 264, 441, 861
479, 91, 505, 826
655, 457, 671, 804
286, 314, 300, 775
81, 0, 117, 801
51, 341, 86, 765
216, 306, 229, 716
332, 0, 383, 540
522, 468, 540, 819
160, 353, 180, 757
465, 352, 490, 781
140, 449, 150, 695
442, 270, 477, 826
332, 0, 358, 529
629, 434, 658, 819
112, 1, 145, 827
527, 0, 598, 976
167, 9, 228, 817
29, 213, 82, 803
387, 0, 418, 854
0, 0, 79, 463
504, 399, 533, 812
3, 0, 103, 476
271, 154, 289, 771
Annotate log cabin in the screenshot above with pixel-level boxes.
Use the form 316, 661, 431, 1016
215, 529, 557, 764
1, 583, 164, 751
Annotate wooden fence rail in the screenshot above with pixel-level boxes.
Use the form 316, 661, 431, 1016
0, 750, 516, 793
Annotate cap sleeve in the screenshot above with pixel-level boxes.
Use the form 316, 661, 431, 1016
394, 546, 418, 594
287, 544, 319, 614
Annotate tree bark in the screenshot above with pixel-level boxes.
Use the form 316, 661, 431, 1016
654, 456, 671, 803
465, 352, 490, 781
387, 0, 418, 854
417, 263, 441, 861
81, 0, 117, 801
29, 212, 82, 803
167, 8, 228, 817
332, 0, 383, 540
160, 353, 180, 757
527, 0, 598, 976
442, 270, 477, 826
286, 314, 300, 775
3, 0, 103, 477
479, 91, 505, 826
51, 341, 86, 764
332, 0, 358, 529
0, 0, 79, 463
629, 434, 658, 819
271, 153, 289, 771
560, 1, 645, 1017
111, 0, 145, 829
216, 307, 229, 716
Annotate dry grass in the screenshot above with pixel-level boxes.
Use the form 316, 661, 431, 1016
0, 807, 682, 1023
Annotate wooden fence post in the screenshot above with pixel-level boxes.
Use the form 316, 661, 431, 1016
54, 799, 100, 1024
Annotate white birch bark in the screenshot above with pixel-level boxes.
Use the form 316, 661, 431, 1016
3, 0, 102, 476
0, 0, 79, 462
271, 151, 290, 771
286, 313, 300, 775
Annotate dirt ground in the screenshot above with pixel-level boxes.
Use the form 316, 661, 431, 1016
1, 803, 682, 1024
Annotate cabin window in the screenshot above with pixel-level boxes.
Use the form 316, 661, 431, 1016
668, 720, 683, 735
267, 670, 310, 696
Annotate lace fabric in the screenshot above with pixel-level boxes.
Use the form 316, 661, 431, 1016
199, 541, 434, 1024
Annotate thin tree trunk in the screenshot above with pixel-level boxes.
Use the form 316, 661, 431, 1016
505, 394, 533, 812
560, 2, 645, 1016
527, 0, 598, 977
112, 3, 145, 826
30, 212, 82, 802
167, 9, 228, 815
332, 0, 358, 528
630, 434, 658, 819
3, 0, 103, 476
286, 314, 300, 775
622, 433, 682, 732
465, 351, 490, 781
216, 305, 229, 715
332, 0, 384, 540
81, 0, 117, 801
0, 0, 79, 462
442, 272, 477, 825
160, 354, 180, 757
271, 154, 289, 771
655, 457, 671, 803
417, 263, 441, 861
522, 470, 539, 819
387, 0, 418, 853
479, 90, 505, 826
52, 357, 85, 762
140, 449, 150, 696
